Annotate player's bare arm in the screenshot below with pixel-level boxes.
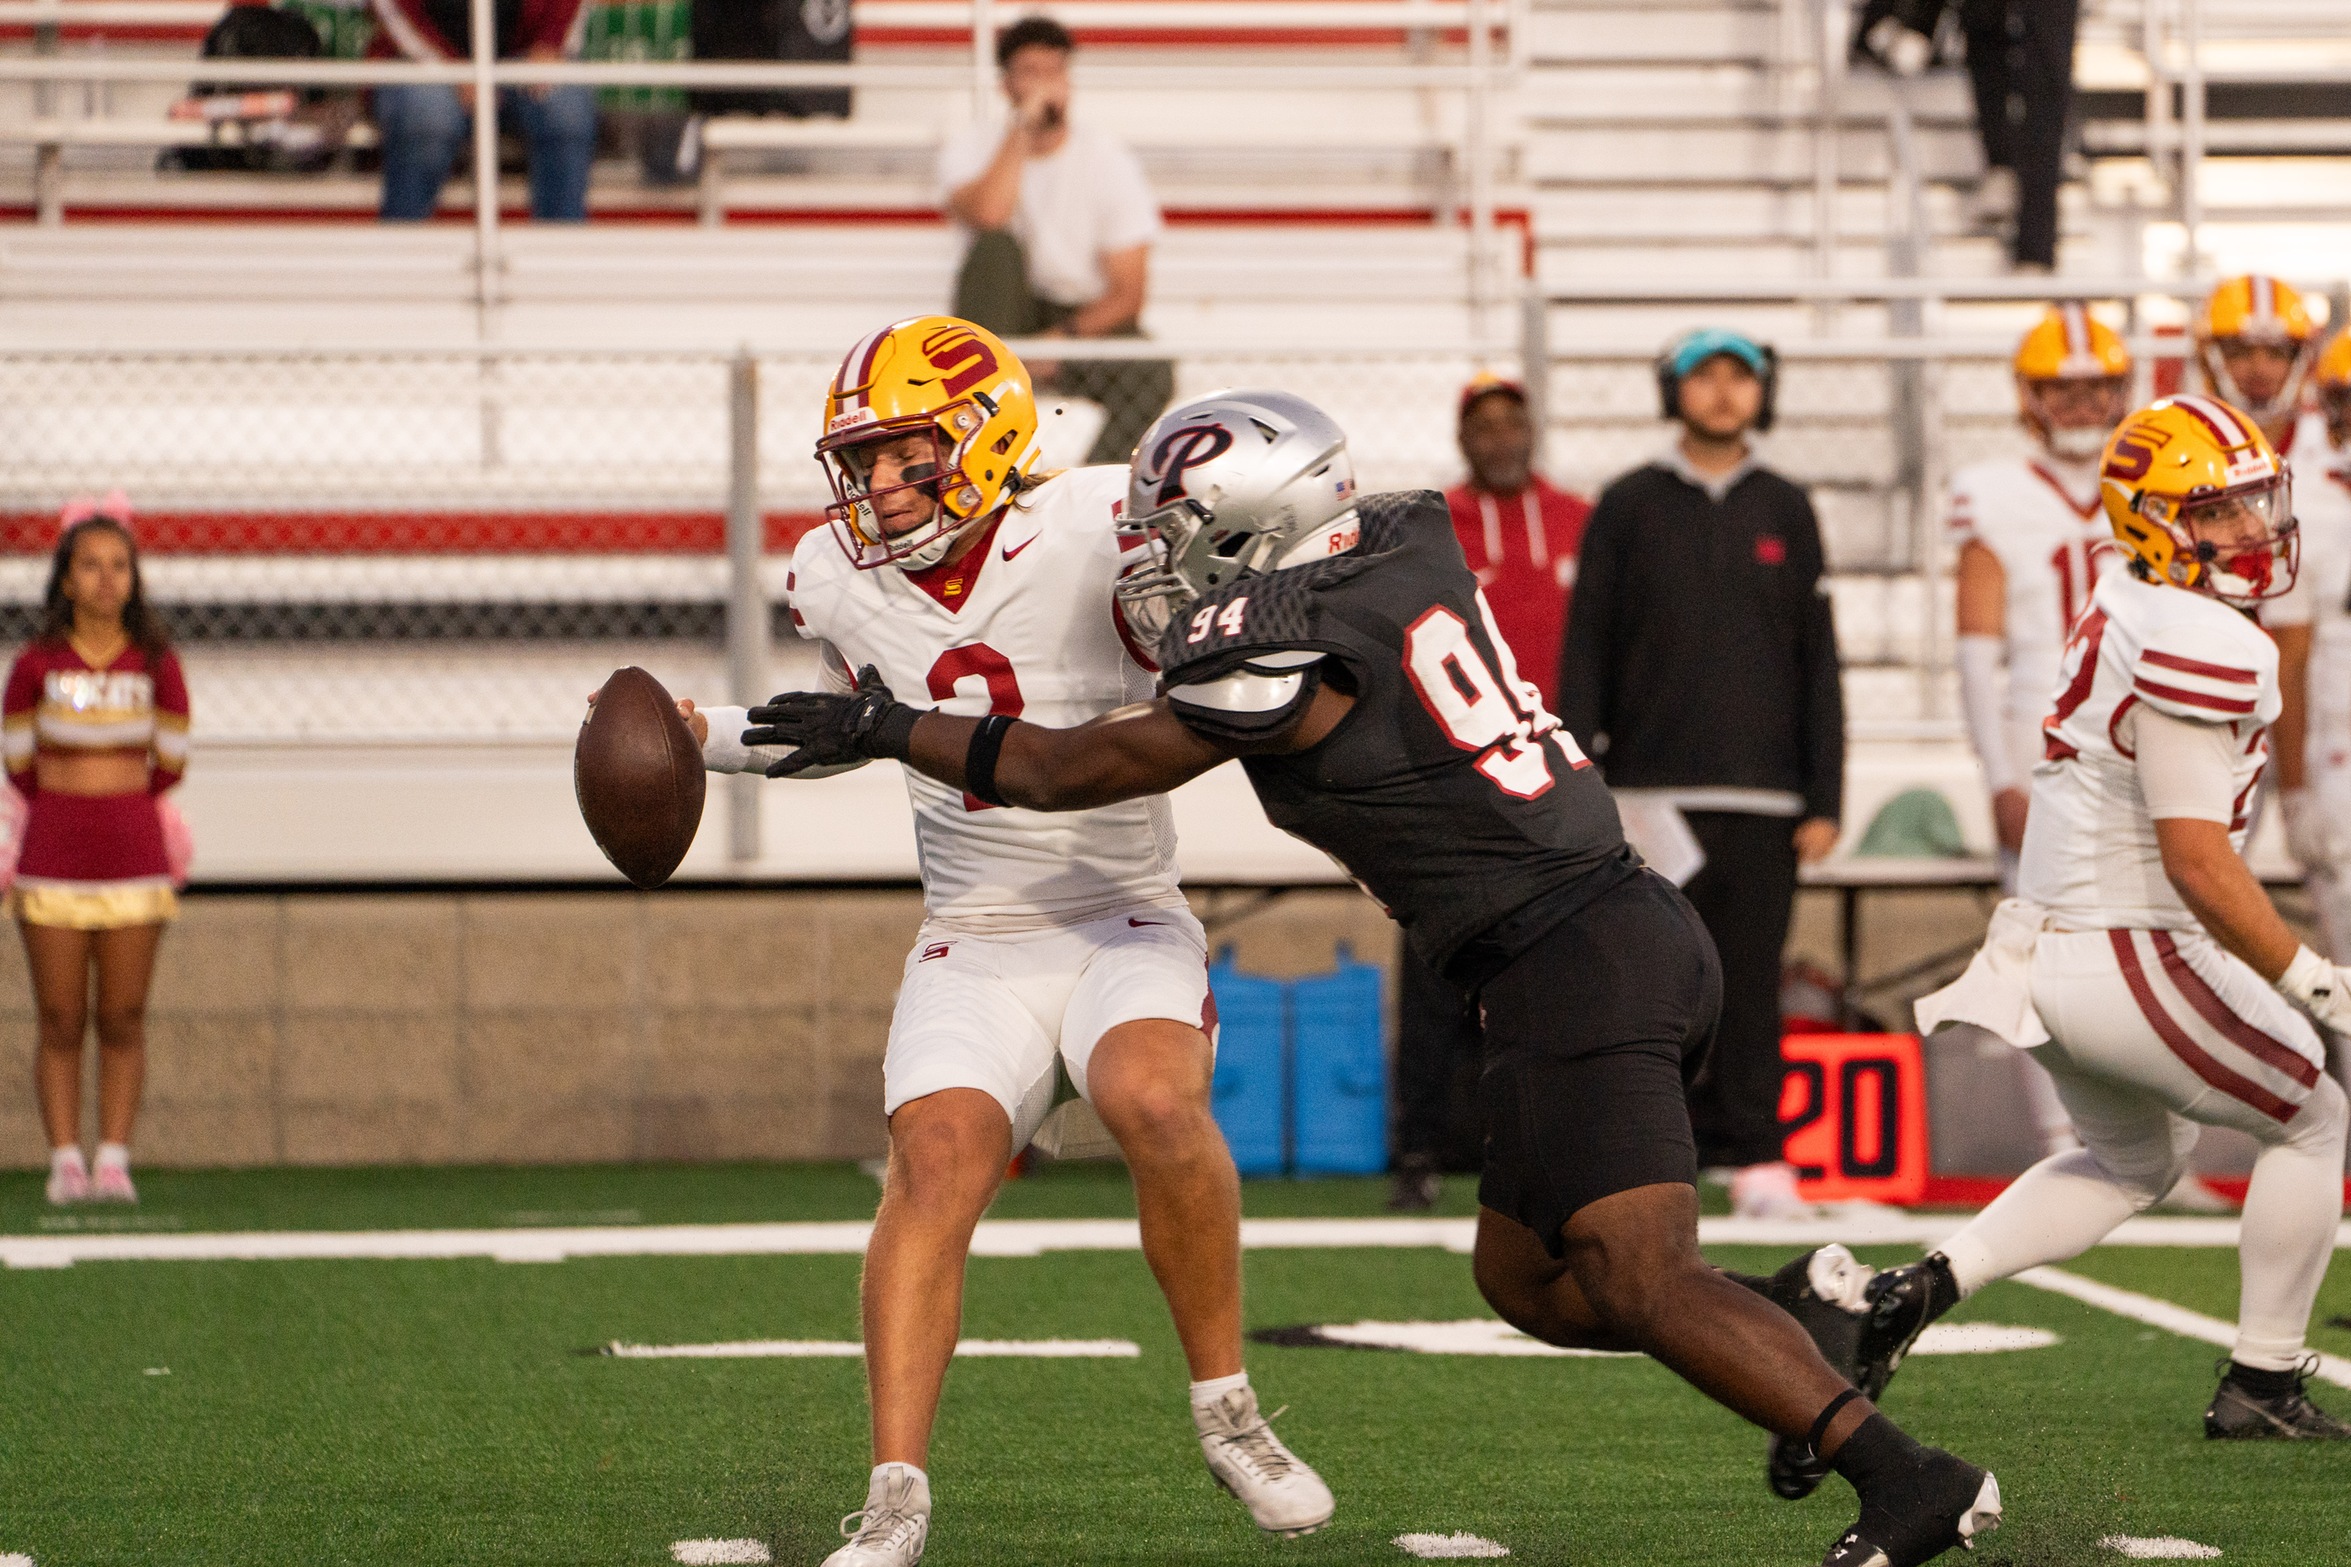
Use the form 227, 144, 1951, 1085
2154, 815, 2299, 979
742, 667, 1354, 809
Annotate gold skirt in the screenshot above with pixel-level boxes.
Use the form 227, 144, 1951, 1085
8, 877, 178, 930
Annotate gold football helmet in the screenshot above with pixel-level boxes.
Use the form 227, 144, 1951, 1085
2194, 275, 2318, 434
2101, 393, 2297, 605
2315, 330, 2351, 444
817, 316, 1040, 571
2014, 303, 2132, 461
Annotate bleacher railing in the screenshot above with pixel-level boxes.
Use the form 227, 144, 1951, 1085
0, 0, 1518, 321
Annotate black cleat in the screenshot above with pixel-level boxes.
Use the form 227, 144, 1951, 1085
1854, 1254, 1962, 1401
1763, 1245, 1877, 1500
1385, 1153, 1441, 1213
1820, 1449, 2001, 1567
2204, 1357, 2351, 1439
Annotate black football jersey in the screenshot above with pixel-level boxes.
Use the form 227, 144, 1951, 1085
1157, 489, 1634, 971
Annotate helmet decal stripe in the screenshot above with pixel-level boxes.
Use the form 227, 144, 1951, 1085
2253, 274, 2275, 325
2061, 303, 2089, 359
2171, 393, 2250, 449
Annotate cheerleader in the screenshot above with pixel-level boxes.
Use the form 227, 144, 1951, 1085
5, 498, 188, 1205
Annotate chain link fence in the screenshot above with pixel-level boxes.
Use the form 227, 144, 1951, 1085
0, 342, 1505, 745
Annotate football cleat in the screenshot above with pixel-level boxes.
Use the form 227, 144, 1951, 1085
1820, 1450, 2001, 1567
1386, 1153, 1441, 1213
1764, 1245, 1878, 1500
822, 1464, 930, 1567
1855, 1254, 1962, 1401
2204, 1357, 2351, 1440
1195, 1386, 1335, 1538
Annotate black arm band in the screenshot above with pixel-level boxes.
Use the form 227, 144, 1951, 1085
964, 714, 1017, 807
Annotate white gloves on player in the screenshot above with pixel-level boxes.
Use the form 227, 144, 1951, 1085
2276, 944, 2351, 1035
2279, 787, 2340, 877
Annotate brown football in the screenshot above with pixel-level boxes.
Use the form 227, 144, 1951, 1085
575, 666, 706, 888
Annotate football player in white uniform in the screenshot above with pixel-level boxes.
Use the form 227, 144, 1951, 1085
1863, 394, 2351, 1438
686, 317, 1333, 1563
1950, 305, 2131, 881
2269, 332, 2351, 968
2193, 274, 2321, 456
1947, 307, 2132, 1161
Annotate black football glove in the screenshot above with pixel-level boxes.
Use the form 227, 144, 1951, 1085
743, 665, 922, 778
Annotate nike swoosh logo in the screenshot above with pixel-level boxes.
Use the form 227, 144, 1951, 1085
1128, 918, 1164, 928
1002, 533, 1042, 561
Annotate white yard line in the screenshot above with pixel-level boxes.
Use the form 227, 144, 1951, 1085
2014, 1266, 2351, 1390
608, 1338, 1139, 1360
0, 1212, 2328, 1270
1394, 1533, 1510, 1558
671, 1541, 771, 1565
2100, 1536, 2223, 1559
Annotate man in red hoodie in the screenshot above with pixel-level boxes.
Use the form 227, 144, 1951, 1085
369, 0, 597, 221
1389, 375, 1593, 1210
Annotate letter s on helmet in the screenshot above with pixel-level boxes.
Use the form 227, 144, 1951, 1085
817, 316, 1039, 571
2100, 393, 2298, 606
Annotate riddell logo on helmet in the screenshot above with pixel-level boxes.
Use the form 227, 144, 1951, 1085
827, 409, 876, 434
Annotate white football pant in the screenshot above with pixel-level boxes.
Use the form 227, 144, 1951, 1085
1939, 927, 2349, 1371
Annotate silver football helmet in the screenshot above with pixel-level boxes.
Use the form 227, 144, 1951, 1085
1114, 389, 1360, 646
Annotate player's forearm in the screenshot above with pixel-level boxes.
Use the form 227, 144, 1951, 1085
2157, 819, 2300, 979
907, 704, 1223, 811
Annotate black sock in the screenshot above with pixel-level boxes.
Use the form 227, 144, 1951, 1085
1829, 1412, 1927, 1496
2227, 1361, 2299, 1398
1916, 1253, 1964, 1325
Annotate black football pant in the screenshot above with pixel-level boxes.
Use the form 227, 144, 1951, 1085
1392, 943, 1486, 1172
1960, 0, 2080, 269
1677, 810, 1798, 1169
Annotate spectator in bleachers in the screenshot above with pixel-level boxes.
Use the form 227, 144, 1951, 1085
1388, 374, 1594, 1210
1853, 0, 2078, 272
369, 0, 598, 222
1558, 329, 1845, 1221
940, 15, 1173, 465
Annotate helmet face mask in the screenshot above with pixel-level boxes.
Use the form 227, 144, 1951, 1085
1113, 389, 1359, 630
821, 417, 972, 571
2150, 478, 2298, 604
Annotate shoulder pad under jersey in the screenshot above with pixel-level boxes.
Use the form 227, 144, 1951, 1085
2121, 588, 2279, 725
1165, 649, 1326, 742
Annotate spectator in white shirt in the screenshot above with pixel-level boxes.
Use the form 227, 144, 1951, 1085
938, 15, 1173, 465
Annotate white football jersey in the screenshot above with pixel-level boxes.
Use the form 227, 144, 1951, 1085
787, 466, 1182, 934
2265, 416, 2351, 769
2020, 571, 2281, 930
1947, 454, 2121, 768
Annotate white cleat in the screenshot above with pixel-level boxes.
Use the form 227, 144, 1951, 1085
90, 1162, 137, 1205
820, 1465, 929, 1567
1195, 1386, 1335, 1538
46, 1154, 89, 1206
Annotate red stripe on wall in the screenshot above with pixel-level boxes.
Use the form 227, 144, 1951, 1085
0, 509, 829, 555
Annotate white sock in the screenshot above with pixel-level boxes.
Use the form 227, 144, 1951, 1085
95, 1142, 130, 1172
1939, 1147, 2156, 1297
1190, 1371, 1249, 1410
868, 1461, 928, 1508
51, 1145, 85, 1175
2233, 1077, 2350, 1370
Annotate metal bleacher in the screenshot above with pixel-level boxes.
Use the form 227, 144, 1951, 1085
0, 0, 2342, 882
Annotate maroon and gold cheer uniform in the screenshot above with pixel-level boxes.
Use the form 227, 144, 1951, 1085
3, 638, 189, 928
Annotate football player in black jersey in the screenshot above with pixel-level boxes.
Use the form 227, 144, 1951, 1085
746, 390, 2002, 1567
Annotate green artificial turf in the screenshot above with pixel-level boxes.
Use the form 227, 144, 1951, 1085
0, 1168, 2341, 1566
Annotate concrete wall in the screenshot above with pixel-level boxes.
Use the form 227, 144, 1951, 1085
0, 885, 1398, 1170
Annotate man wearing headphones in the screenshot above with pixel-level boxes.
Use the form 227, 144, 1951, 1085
1559, 328, 1846, 1220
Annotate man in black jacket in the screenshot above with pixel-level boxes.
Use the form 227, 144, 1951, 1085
1560, 328, 1845, 1220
